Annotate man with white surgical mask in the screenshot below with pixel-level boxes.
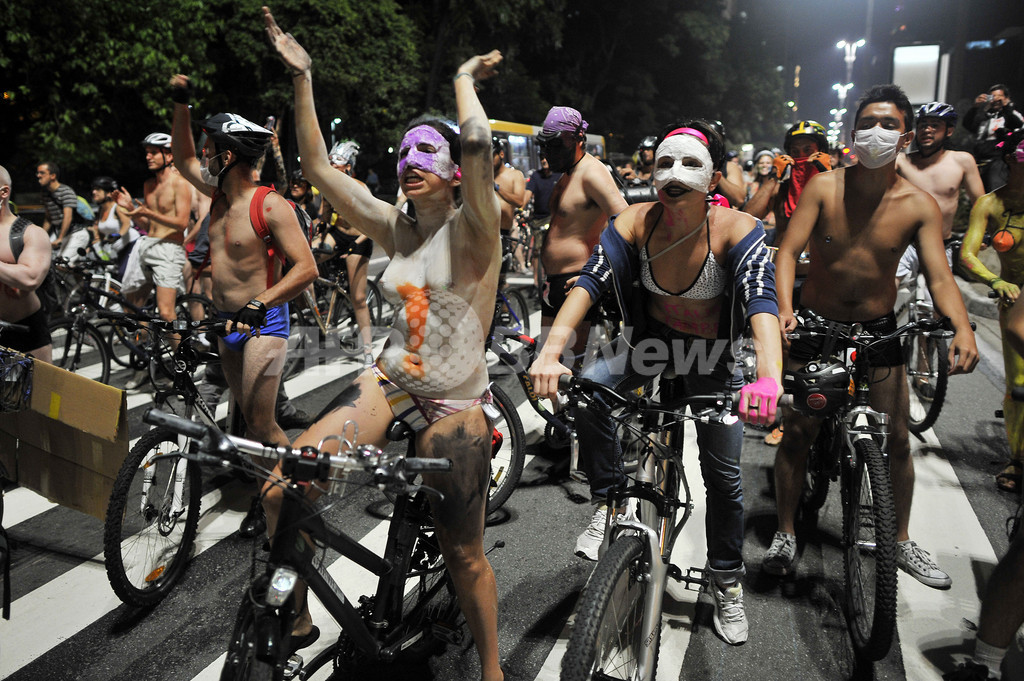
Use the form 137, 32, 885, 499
531, 120, 783, 645
765, 84, 979, 590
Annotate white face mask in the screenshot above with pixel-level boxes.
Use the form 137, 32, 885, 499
852, 126, 904, 169
199, 151, 227, 187
652, 135, 714, 194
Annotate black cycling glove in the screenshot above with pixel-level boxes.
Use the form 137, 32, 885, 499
231, 299, 267, 330
170, 80, 194, 105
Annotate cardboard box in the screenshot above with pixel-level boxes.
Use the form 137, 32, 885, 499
0, 350, 128, 520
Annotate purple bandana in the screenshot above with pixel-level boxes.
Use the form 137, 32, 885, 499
541, 106, 588, 137
397, 125, 456, 181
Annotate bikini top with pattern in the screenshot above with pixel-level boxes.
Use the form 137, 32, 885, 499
639, 211, 726, 299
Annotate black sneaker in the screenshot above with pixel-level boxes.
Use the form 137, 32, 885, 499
942, 661, 996, 680
238, 498, 266, 539
278, 409, 314, 430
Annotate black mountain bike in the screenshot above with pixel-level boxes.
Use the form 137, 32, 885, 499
142, 407, 466, 680
789, 311, 957, 661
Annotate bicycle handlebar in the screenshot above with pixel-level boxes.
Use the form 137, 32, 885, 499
556, 374, 793, 416
142, 408, 452, 483
786, 312, 956, 347
97, 310, 227, 336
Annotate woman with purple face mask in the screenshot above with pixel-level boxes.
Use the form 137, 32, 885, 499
264, 8, 505, 679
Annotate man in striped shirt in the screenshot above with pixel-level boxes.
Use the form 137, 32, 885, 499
36, 161, 82, 251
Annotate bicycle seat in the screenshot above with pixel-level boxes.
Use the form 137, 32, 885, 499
386, 419, 416, 442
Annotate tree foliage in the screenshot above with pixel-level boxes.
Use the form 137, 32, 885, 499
1, 0, 787, 194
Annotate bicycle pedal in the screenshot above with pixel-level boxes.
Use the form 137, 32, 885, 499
282, 654, 303, 679
667, 563, 709, 590
432, 621, 463, 645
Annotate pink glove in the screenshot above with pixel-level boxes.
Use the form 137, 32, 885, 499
739, 377, 781, 426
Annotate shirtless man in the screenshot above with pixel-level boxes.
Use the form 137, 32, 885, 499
493, 137, 525, 234
0, 166, 52, 362
896, 101, 984, 277
537, 106, 627, 355
493, 137, 526, 274
764, 84, 979, 589
169, 77, 318, 536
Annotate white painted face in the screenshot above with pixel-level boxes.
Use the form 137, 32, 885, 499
652, 134, 714, 194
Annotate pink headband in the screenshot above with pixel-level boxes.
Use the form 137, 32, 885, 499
664, 127, 709, 145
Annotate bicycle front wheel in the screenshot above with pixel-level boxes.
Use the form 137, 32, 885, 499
842, 438, 898, 661
220, 577, 288, 681
561, 536, 657, 681
496, 289, 531, 338
487, 384, 525, 514
906, 332, 948, 434
103, 427, 202, 606
49, 319, 111, 384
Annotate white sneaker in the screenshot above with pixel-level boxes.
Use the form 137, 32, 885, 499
711, 581, 748, 645
574, 499, 637, 561
125, 369, 148, 391
897, 540, 951, 589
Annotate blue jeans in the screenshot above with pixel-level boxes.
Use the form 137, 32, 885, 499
572, 320, 746, 580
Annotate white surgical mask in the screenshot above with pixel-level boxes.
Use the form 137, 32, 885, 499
652, 135, 714, 194
199, 151, 227, 187
852, 126, 904, 169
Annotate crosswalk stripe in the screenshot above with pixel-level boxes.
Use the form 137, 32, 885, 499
897, 396, 997, 679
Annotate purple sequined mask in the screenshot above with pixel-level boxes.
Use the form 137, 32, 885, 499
397, 125, 456, 181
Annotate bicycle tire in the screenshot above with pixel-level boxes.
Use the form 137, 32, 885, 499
220, 577, 287, 681
324, 284, 363, 355
800, 418, 835, 516
487, 383, 526, 514
49, 318, 111, 384
176, 292, 216, 324
94, 319, 135, 369
103, 427, 202, 606
906, 333, 948, 434
498, 289, 531, 338
561, 536, 658, 681
842, 437, 898, 661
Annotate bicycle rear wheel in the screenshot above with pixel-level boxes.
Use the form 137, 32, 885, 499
561, 536, 657, 681
842, 438, 898, 661
487, 383, 525, 514
49, 318, 111, 384
103, 427, 202, 606
495, 289, 531, 338
905, 332, 948, 434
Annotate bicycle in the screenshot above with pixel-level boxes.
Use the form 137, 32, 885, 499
556, 374, 759, 681
283, 252, 384, 379
895, 266, 949, 434
140, 407, 467, 680
788, 311, 956, 661
102, 315, 237, 606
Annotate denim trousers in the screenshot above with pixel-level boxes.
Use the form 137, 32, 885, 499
572, 320, 746, 581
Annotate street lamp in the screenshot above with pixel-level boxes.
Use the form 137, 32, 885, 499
836, 38, 866, 85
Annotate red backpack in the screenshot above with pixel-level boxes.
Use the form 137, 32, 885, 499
214, 185, 313, 288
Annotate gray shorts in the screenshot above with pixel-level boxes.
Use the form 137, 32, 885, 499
137, 237, 186, 293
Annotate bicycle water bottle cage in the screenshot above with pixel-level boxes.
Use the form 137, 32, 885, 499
784, 359, 851, 417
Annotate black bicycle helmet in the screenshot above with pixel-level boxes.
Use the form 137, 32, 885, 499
141, 132, 172, 149
916, 101, 958, 128
784, 120, 828, 154
708, 120, 726, 140
290, 168, 308, 184
92, 176, 119, 192
637, 136, 657, 151
783, 359, 851, 417
197, 113, 273, 159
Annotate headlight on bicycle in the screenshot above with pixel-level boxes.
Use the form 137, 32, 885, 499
266, 567, 299, 607
784, 359, 851, 417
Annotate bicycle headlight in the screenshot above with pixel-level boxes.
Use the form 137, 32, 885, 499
266, 567, 299, 607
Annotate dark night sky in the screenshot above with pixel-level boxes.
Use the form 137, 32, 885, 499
739, 0, 1024, 144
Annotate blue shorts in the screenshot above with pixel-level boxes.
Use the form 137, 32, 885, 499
219, 304, 290, 353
